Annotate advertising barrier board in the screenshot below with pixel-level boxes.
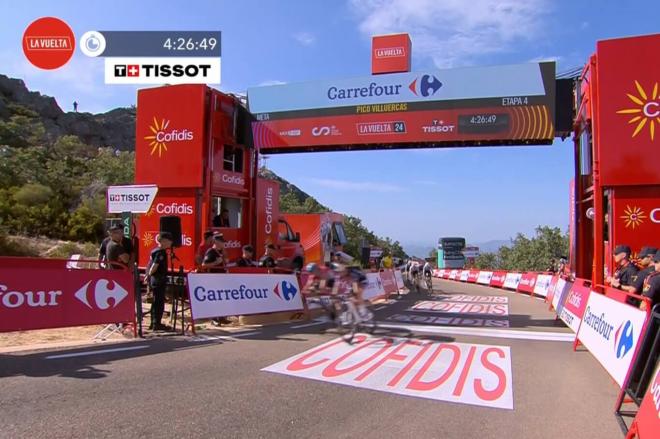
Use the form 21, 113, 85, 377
576, 292, 648, 387
558, 279, 591, 333
477, 271, 493, 285
503, 273, 522, 290
262, 335, 514, 409
552, 278, 572, 313
380, 270, 398, 294
363, 272, 386, 301
467, 270, 480, 283
187, 273, 303, 319
490, 271, 508, 288
394, 269, 405, 288
632, 362, 660, 437
0, 262, 135, 332
449, 270, 459, 280
517, 272, 538, 294
459, 270, 470, 281
533, 274, 553, 298
545, 275, 560, 303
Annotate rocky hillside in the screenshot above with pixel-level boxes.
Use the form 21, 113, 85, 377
0, 74, 135, 150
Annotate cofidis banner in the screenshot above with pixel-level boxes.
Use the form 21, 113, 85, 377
263, 335, 513, 409
576, 292, 648, 387
187, 273, 303, 319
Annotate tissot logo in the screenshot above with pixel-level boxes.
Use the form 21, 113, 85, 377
113, 63, 211, 78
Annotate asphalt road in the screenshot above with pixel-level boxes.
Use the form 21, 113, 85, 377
0, 279, 624, 439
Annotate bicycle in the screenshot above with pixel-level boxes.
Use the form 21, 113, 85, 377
424, 273, 433, 293
335, 293, 376, 344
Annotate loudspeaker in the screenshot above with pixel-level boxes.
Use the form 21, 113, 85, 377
159, 216, 182, 248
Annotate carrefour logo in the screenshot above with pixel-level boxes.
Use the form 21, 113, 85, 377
409, 74, 442, 97
614, 320, 634, 359
326, 74, 442, 101
144, 116, 194, 158
273, 280, 298, 301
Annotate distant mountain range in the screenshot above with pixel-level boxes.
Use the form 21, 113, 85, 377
403, 239, 511, 258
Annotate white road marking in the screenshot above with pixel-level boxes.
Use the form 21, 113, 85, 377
46, 345, 149, 359
374, 306, 387, 311
230, 331, 260, 338
376, 322, 575, 342
291, 319, 328, 329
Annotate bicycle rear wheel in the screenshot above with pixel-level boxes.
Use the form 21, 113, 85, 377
337, 303, 357, 343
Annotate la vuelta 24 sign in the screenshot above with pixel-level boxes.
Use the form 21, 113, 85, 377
0, 258, 135, 332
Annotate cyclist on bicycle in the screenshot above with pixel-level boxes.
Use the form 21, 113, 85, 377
423, 261, 433, 279
332, 263, 371, 319
409, 261, 421, 287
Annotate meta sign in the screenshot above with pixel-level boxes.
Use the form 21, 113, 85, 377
0, 260, 134, 332
263, 335, 513, 409
248, 62, 556, 153
576, 292, 648, 387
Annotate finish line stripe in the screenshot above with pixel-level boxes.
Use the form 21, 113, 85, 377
376, 322, 575, 342
46, 345, 149, 359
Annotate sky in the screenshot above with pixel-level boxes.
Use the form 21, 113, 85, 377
1, 0, 658, 251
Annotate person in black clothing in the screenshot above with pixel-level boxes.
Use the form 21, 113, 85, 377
99, 225, 133, 267
641, 250, 660, 311
629, 246, 658, 294
105, 224, 130, 269
202, 234, 226, 270
609, 245, 638, 290
259, 243, 277, 268
212, 208, 231, 228
237, 245, 256, 267
146, 232, 173, 331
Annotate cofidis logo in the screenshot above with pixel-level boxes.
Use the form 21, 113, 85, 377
616, 80, 658, 141
144, 116, 194, 157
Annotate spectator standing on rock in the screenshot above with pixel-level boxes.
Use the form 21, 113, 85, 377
73, 101, 78, 112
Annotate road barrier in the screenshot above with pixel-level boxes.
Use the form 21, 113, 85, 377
0, 256, 136, 334
433, 265, 657, 435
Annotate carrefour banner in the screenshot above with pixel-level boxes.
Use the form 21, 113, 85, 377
576, 292, 648, 387
187, 273, 303, 319
248, 62, 555, 152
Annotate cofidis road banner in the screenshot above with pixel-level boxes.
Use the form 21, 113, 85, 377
576, 292, 648, 387
262, 334, 513, 410
187, 273, 303, 319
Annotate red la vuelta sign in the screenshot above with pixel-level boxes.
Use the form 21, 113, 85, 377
0, 258, 135, 332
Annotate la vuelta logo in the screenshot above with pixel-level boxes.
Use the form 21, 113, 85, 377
616, 80, 658, 141
144, 116, 194, 157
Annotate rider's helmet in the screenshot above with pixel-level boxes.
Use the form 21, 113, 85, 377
305, 262, 319, 274
330, 262, 346, 274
